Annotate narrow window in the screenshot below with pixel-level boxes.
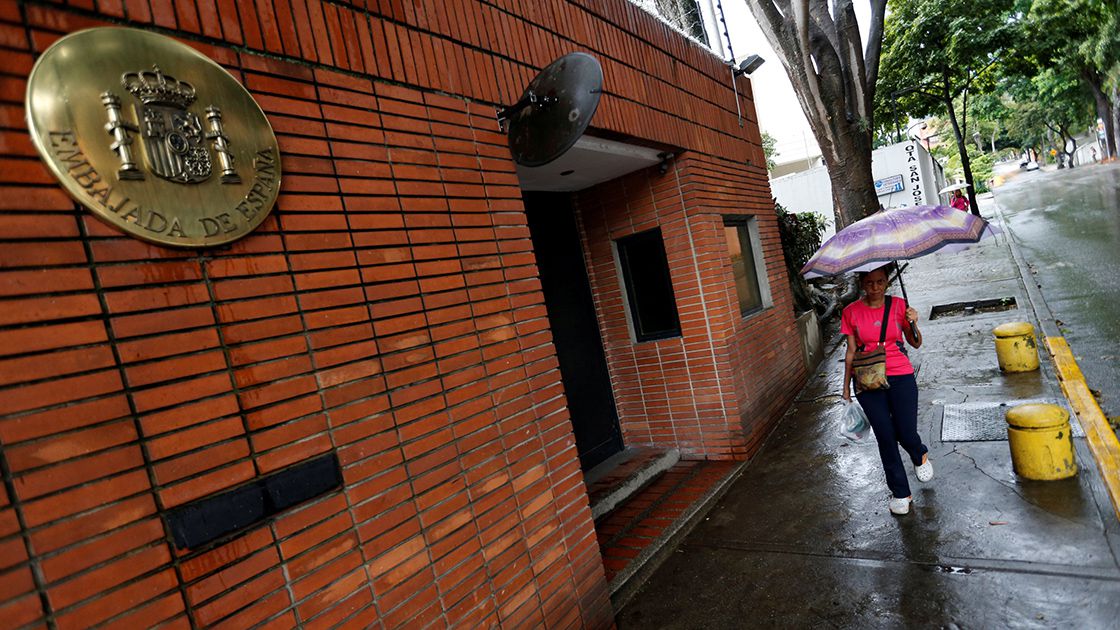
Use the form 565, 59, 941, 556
724, 217, 772, 316
616, 228, 681, 342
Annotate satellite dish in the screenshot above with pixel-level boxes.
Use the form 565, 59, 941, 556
498, 52, 603, 168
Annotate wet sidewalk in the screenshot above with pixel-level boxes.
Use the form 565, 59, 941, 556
617, 203, 1120, 627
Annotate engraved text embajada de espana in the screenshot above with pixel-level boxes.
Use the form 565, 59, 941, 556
25, 28, 282, 248
47, 130, 277, 239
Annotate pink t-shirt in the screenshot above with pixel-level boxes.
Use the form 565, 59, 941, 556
841, 296, 914, 376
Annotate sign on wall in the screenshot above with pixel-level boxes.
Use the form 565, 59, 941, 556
873, 174, 904, 196
904, 143, 925, 206
25, 28, 281, 248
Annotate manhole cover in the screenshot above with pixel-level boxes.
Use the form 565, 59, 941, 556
929, 297, 1017, 320
941, 399, 1085, 441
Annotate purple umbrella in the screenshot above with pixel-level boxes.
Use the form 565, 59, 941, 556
800, 204, 999, 300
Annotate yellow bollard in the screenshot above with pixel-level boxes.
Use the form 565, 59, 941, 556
1005, 403, 1077, 480
993, 322, 1040, 372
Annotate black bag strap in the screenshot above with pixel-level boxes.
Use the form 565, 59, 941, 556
877, 296, 893, 347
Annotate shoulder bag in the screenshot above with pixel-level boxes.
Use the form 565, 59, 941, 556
852, 296, 892, 392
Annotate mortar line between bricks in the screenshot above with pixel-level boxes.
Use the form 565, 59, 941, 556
276, 72, 385, 628
681, 538, 1120, 583
0, 430, 55, 630
77, 211, 199, 629
6, 4, 54, 625
375, 80, 468, 628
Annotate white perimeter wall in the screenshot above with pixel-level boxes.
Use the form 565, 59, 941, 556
770, 141, 944, 239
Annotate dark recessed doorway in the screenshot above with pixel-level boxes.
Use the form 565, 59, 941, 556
524, 192, 623, 470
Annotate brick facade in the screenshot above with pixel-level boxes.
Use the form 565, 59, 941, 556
575, 154, 803, 459
0, 0, 805, 627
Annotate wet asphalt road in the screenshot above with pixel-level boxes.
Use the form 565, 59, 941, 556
992, 161, 1120, 419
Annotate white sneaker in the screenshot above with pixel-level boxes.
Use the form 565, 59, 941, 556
889, 496, 912, 515
916, 458, 933, 483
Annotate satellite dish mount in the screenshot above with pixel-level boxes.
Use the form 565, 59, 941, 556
497, 52, 603, 168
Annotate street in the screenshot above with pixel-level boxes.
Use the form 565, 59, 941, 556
993, 161, 1120, 420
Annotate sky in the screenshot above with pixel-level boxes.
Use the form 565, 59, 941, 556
721, 1, 874, 166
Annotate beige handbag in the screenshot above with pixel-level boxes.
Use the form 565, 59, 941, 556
853, 296, 892, 391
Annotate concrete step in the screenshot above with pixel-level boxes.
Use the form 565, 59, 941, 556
585, 447, 680, 521
592, 458, 746, 610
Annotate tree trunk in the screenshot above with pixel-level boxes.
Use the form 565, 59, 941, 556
742, 0, 887, 230
1087, 75, 1117, 158
944, 94, 979, 216
1064, 127, 1076, 168
1112, 83, 1120, 163
824, 141, 879, 228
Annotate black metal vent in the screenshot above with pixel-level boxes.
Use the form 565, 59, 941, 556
165, 453, 342, 550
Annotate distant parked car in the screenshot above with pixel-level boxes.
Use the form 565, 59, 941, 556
1025, 161, 1040, 171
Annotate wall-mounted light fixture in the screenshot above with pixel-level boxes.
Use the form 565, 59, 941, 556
657, 152, 675, 175
734, 54, 766, 77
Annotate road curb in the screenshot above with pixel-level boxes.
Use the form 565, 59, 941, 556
990, 201, 1120, 522
1046, 337, 1120, 522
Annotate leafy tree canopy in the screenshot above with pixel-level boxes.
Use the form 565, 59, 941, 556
761, 131, 779, 172
876, 0, 1017, 126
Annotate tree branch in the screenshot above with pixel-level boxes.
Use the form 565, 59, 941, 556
743, 0, 832, 151
744, 0, 784, 33
807, 1, 840, 58
954, 55, 1001, 98
833, 0, 869, 122
864, 0, 888, 93
791, 1, 831, 139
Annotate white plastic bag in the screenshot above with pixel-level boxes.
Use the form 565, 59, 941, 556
839, 401, 871, 442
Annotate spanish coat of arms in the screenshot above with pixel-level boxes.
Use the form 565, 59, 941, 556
104, 65, 239, 185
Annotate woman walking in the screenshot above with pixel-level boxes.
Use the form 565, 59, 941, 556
841, 265, 932, 515
950, 189, 970, 212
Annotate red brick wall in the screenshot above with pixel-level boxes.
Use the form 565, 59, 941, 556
0, 0, 800, 627
574, 154, 805, 460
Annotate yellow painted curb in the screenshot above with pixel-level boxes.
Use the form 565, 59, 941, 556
1046, 337, 1120, 521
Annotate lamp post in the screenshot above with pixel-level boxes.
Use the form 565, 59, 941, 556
906, 121, 928, 145
890, 85, 934, 142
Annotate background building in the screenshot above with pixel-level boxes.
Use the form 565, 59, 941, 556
0, 1, 806, 627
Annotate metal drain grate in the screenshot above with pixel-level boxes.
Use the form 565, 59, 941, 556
941, 399, 1085, 442
928, 297, 1017, 320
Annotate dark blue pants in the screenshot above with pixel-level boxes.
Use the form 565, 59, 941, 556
856, 374, 928, 499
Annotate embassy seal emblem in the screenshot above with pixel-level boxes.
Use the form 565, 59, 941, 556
26, 28, 281, 248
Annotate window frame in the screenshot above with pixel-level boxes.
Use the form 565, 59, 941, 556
614, 227, 683, 343
723, 216, 773, 318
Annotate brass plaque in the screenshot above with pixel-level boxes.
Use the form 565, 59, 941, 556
26, 28, 281, 248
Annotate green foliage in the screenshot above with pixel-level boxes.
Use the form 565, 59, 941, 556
942, 149, 995, 192
761, 131, 779, 172
1027, 0, 1118, 77
997, 66, 1095, 154
877, 0, 1019, 201
775, 202, 827, 271
876, 0, 1017, 124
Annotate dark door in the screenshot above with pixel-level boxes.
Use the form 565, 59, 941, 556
524, 192, 624, 470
